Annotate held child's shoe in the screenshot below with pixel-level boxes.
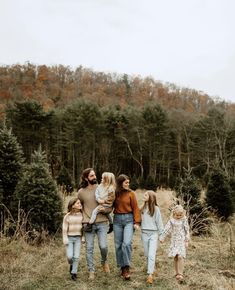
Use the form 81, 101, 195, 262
107, 224, 113, 234
83, 223, 93, 233
146, 274, 153, 284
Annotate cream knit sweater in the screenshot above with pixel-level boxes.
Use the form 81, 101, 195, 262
62, 212, 83, 245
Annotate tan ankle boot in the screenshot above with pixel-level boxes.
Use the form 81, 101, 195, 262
103, 262, 110, 273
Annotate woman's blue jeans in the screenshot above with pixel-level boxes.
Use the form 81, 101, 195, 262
113, 213, 134, 268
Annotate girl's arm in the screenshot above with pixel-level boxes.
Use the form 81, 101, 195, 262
159, 219, 173, 242
155, 207, 164, 236
184, 218, 190, 242
95, 187, 105, 204
62, 215, 69, 245
95, 187, 101, 201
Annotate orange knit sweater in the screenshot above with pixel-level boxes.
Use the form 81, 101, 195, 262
113, 191, 141, 224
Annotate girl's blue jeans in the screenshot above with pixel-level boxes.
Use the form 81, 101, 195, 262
66, 235, 81, 274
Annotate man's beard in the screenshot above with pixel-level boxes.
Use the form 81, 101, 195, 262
88, 179, 97, 185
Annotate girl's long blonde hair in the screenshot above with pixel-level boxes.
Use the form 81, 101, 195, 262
101, 172, 116, 190
142, 190, 158, 217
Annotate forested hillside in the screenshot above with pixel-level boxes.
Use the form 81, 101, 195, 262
1, 63, 235, 116
1, 63, 235, 188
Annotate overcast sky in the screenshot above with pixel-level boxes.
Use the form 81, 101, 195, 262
1, 0, 235, 102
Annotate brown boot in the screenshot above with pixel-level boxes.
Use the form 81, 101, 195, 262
121, 266, 126, 277
103, 262, 110, 273
88, 271, 95, 280
123, 266, 131, 280
146, 274, 153, 284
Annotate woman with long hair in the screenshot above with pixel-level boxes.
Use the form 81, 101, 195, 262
113, 174, 141, 280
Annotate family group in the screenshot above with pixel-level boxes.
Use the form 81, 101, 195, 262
62, 168, 190, 285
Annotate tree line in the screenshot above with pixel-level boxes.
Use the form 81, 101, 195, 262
1, 98, 235, 190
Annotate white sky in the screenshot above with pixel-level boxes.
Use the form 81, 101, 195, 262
1, 0, 235, 102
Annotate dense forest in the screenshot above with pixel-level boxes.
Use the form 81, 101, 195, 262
1, 63, 235, 188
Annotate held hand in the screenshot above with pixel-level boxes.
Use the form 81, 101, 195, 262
185, 241, 189, 248
133, 224, 140, 231
160, 240, 164, 244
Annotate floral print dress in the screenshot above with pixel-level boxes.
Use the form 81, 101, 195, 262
160, 217, 190, 258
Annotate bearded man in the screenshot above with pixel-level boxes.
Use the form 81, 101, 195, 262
77, 168, 110, 280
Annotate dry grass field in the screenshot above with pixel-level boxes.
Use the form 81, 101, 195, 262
0, 189, 234, 290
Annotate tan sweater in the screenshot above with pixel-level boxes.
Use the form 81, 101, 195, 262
62, 212, 83, 245
78, 185, 109, 223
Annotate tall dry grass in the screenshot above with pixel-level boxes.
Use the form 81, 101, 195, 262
0, 189, 234, 290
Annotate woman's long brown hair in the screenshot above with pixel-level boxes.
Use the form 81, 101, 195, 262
115, 174, 131, 196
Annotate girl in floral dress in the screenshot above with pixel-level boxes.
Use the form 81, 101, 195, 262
160, 205, 190, 281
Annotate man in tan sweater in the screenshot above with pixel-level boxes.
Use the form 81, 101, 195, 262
77, 168, 110, 280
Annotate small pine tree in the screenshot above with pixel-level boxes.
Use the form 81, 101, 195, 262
130, 175, 139, 190
145, 175, 157, 191
176, 175, 210, 235
15, 147, 63, 234
0, 125, 24, 233
0, 126, 24, 208
206, 168, 234, 220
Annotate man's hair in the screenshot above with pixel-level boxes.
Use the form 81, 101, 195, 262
78, 168, 94, 189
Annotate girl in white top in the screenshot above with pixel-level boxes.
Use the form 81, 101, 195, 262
63, 197, 83, 281
160, 205, 190, 282
84, 172, 115, 233
140, 190, 164, 285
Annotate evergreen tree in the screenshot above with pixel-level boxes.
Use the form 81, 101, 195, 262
206, 168, 234, 220
15, 147, 63, 234
145, 175, 157, 191
229, 177, 235, 213
176, 174, 210, 235
56, 165, 73, 194
0, 125, 24, 228
130, 175, 139, 190
139, 176, 146, 189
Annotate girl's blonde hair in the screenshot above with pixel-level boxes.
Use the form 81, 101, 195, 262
143, 190, 158, 217
67, 197, 80, 213
171, 204, 186, 219
101, 172, 116, 189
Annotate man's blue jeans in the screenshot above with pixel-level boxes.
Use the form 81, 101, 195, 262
84, 222, 108, 272
113, 213, 134, 268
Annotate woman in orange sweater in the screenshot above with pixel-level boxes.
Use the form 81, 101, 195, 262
113, 174, 141, 280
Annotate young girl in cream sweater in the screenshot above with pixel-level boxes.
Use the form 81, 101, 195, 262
63, 197, 83, 281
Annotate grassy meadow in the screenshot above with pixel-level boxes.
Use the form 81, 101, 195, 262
0, 189, 234, 290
